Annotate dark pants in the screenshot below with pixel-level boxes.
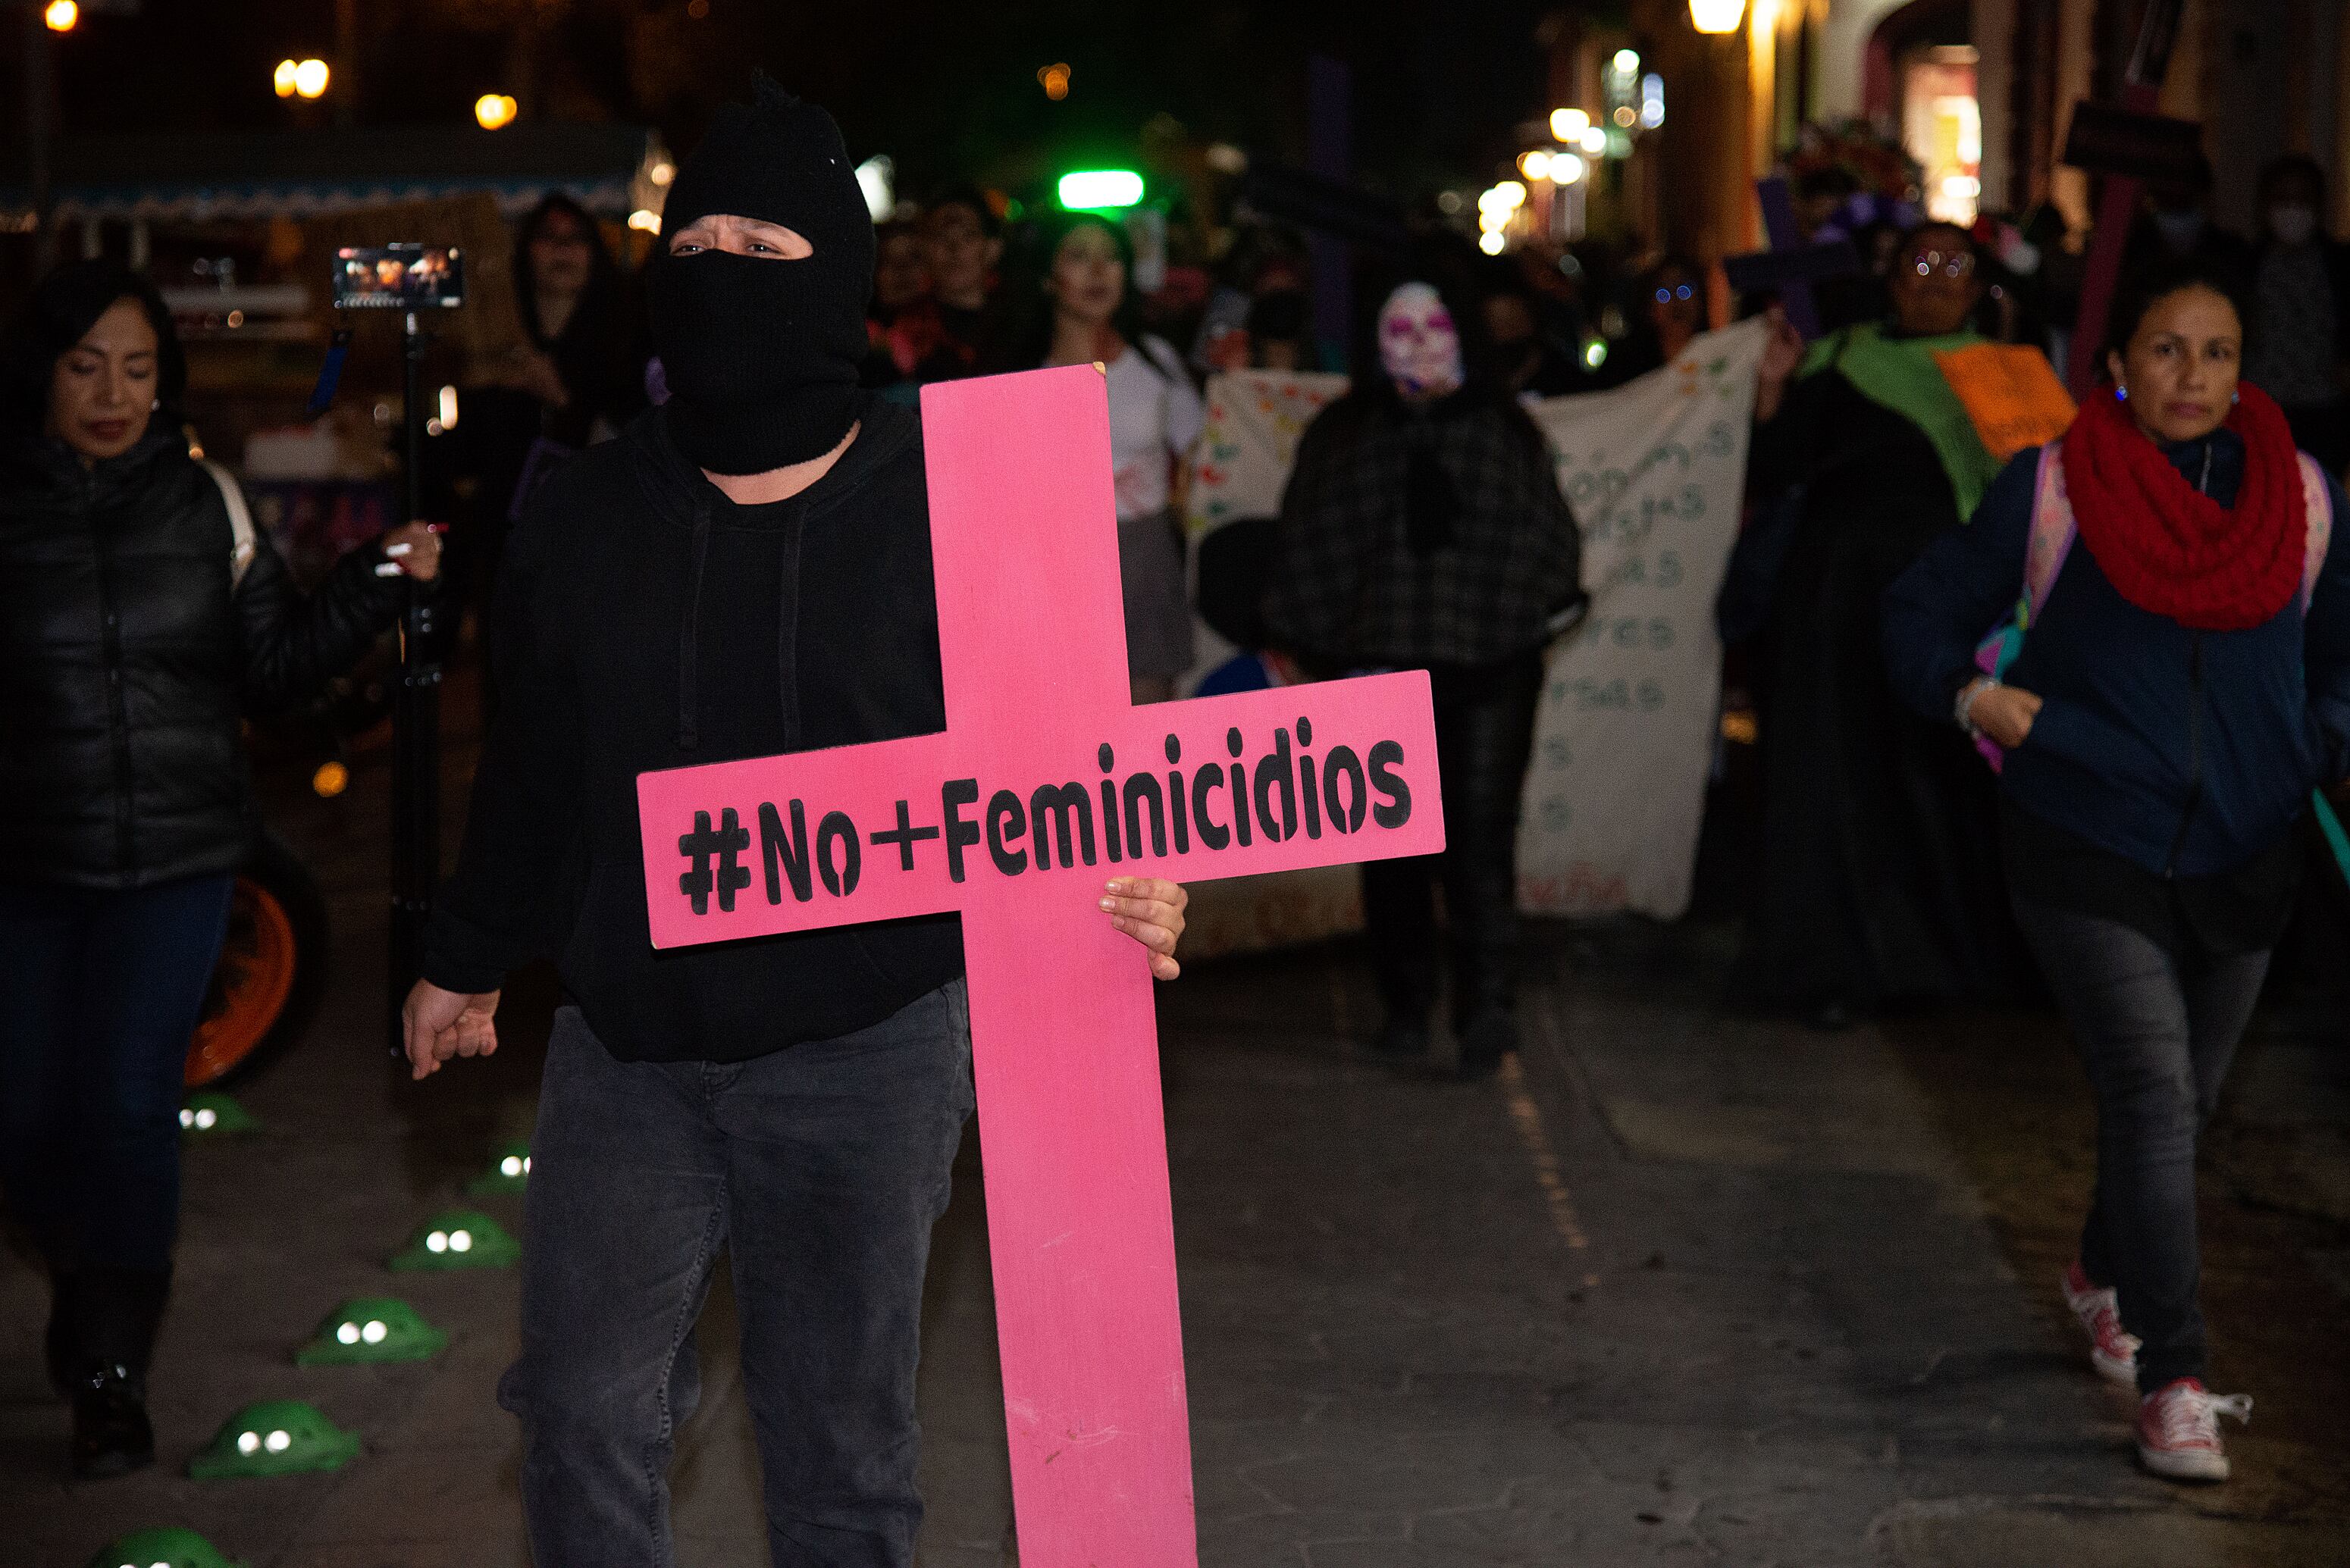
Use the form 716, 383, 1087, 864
1362, 653, 1544, 1025
0, 875, 234, 1274
504, 982, 974, 1568
2010, 897, 2269, 1392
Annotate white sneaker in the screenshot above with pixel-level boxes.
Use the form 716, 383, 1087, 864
2136, 1378, 2251, 1482
2060, 1261, 2140, 1386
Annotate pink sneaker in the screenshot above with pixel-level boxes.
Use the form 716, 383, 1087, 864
2060, 1262, 2140, 1385
2136, 1377, 2251, 1482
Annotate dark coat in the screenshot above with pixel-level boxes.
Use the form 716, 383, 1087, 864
418, 396, 966, 1063
1262, 389, 1584, 673
1883, 431, 2350, 881
0, 425, 401, 889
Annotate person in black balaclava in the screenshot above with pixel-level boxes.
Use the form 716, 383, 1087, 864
399, 78, 1192, 1568
648, 81, 875, 473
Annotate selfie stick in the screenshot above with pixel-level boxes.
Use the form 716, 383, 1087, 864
387, 307, 443, 1057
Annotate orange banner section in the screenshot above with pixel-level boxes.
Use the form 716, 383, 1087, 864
1935, 343, 2079, 462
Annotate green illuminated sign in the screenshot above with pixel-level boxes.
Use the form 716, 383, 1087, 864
1058, 170, 1144, 210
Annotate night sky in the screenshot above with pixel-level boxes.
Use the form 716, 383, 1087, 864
21, 0, 1576, 203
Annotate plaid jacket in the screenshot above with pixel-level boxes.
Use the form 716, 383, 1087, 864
1263, 393, 1583, 671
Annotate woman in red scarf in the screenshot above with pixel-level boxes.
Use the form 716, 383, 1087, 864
1885, 256, 2350, 1485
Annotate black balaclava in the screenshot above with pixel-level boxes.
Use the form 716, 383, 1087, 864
650, 77, 876, 474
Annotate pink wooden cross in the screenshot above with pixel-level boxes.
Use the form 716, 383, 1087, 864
635, 365, 1443, 1566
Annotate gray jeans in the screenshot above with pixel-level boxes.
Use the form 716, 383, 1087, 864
502, 981, 973, 1567
2010, 898, 2268, 1392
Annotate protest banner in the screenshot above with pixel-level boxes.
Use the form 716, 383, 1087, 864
1180, 321, 1765, 934
1186, 368, 1351, 538
1518, 318, 1766, 918
635, 365, 1445, 1568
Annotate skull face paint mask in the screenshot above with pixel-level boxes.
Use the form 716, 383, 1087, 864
1377, 282, 1465, 401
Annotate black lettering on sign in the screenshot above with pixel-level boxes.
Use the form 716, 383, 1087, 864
817, 811, 861, 897
1321, 745, 1367, 834
1190, 762, 1229, 850
1226, 728, 1252, 847
1029, 781, 1097, 870
758, 800, 814, 903
1298, 715, 1321, 840
1122, 771, 1167, 857
986, 789, 1028, 875
870, 799, 941, 872
1164, 734, 1190, 853
1368, 740, 1412, 828
941, 779, 980, 884
678, 808, 752, 915
1097, 744, 1122, 864
1253, 727, 1296, 843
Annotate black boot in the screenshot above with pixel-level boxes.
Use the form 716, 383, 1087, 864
64, 1265, 170, 1480
71, 1364, 154, 1479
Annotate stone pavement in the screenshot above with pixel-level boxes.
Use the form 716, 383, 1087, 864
6, 766, 2348, 1566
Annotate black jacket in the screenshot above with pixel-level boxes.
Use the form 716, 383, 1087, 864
420, 396, 964, 1063
0, 425, 402, 890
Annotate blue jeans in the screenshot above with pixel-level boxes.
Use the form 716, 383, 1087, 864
503, 981, 974, 1568
2010, 897, 2270, 1392
0, 875, 236, 1272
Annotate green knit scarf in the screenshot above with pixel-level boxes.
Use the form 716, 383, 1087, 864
1800, 322, 2002, 521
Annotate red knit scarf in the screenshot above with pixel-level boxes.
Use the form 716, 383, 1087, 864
2060, 381, 2305, 631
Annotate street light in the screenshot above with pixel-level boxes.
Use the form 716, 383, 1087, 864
42, 0, 77, 32
1690, 0, 1748, 32
277, 58, 330, 99
474, 93, 517, 130
1549, 107, 1590, 142
1518, 149, 1553, 180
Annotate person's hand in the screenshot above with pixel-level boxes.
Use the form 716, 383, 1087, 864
1101, 877, 1189, 981
1969, 683, 2042, 750
403, 978, 502, 1080
380, 521, 445, 581
1753, 305, 1806, 422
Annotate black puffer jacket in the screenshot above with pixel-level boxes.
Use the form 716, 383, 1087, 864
0, 424, 403, 889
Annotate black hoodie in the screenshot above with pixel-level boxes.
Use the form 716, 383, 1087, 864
421, 394, 964, 1061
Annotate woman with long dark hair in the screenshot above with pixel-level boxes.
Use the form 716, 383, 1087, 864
1263, 272, 1585, 1078
1027, 211, 1203, 703
1885, 255, 2350, 1482
0, 260, 437, 1478
456, 194, 646, 617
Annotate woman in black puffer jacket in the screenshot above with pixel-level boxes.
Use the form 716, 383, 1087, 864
0, 259, 440, 1479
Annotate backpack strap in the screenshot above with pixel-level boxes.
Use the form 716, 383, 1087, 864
2020, 438, 2077, 628
199, 457, 258, 592
2297, 450, 2333, 613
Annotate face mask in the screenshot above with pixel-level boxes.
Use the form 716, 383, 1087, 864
1377, 283, 1463, 400
2268, 203, 2319, 246
650, 78, 876, 474
2153, 208, 2205, 255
